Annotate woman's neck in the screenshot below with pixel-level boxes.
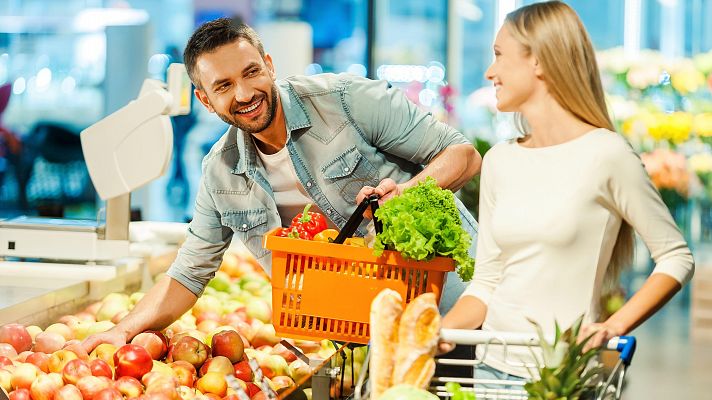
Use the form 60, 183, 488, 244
517, 93, 598, 148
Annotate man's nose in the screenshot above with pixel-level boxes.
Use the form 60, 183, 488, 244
233, 82, 254, 103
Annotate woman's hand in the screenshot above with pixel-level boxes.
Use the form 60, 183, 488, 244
578, 321, 626, 352
437, 338, 456, 355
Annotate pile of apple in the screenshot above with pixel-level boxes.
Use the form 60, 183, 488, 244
0, 251, 352, 400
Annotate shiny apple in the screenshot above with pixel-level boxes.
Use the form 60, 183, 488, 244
114, 344, 153, 380
0, 324, 32, 353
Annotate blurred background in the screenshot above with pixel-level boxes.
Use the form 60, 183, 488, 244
0, 0, 710, 396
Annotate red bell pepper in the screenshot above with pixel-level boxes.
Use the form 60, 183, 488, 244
289, 204, 327, 240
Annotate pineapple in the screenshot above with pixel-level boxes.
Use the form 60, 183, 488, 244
524, 315, 603, 400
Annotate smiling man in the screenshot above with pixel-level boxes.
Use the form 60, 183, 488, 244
83, 18, 481, 351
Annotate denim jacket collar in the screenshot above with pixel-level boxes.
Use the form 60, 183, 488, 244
232, 80, 311, 176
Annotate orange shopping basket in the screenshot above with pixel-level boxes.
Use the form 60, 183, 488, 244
263, 196, 455, 344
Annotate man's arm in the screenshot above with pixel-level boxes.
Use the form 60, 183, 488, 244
356, 143, 481, 207
83, 276, 197, 352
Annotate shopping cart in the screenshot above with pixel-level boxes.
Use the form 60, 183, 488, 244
351, 329, 636, 400
432, 329, 636, 400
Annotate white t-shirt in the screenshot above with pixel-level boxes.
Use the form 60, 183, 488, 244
254, 142, 334, 229
463, 129, 694, 377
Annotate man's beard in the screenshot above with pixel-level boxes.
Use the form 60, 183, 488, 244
215, 84, 279, 134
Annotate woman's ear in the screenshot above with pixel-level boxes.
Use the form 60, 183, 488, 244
533, 57, 544, 78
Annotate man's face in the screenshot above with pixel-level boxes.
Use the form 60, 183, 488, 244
194, 40, 278, 134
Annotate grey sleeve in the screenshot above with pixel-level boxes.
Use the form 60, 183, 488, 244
166, 174, 233, 296
343, 75, 470, 164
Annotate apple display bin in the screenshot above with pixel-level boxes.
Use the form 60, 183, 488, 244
263, 228, 455, 344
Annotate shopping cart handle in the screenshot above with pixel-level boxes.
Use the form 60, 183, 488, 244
605, 336, 636, 366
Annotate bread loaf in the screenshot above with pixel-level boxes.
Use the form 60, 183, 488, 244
369, 289, 403, 400
392, 293, 440, 389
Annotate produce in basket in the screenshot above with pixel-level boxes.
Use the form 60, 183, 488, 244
373, 177, 475, 281
380, 383, 440, 400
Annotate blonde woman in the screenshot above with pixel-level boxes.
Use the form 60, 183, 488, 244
441, 0, 694, 382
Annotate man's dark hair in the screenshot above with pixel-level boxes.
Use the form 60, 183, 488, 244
183, 18, 265, 89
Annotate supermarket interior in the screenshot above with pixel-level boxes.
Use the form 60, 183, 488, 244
0, 0, 711, 399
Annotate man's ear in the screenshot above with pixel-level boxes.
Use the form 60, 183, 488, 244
194, 88, 215, 113
264, 53, 277, 80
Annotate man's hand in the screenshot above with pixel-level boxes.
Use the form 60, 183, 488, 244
578, 321, 625, 352
82, 327, 129, 353
356, 178, 403, 218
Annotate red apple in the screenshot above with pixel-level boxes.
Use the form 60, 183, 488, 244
195, 371, 227, 397
196, 311, 221, 325
271, 375, 296, 394
94, 387, 124, 400
0, 324, 32, 353
168, 360, 196, 387
10, 363, 40, 390
33, 332, 66, 354
8, 388, 30, 400
44, 323, 74, 341
167, 336, 208, 370
90, 358, 113, 379
15, 351, 31, 363
25, 352, 49, 373
114, 344, 153, 380
0, 344, 16, 359
245, 382, 262, 397
287, 359, 312, 384
56, 384, 83, 400
0, 356, 11, 367
271, 343, 297, 363
210, 330, 244, 363
232, 320, 255, 342
30, 373, 62, 400
199, 356, 234, 377
168, 330, 205, 346
233, 360, 253, 382
48, 349, 78, 373
77, 375, 112, 400
143, 376, 179, 399
258, 355, 288, 379
252, 324, 280, 348
114, 375, 144, 398
197, 320, 221, 334
0, 368, 11, 392
24, 326, 42, 342
131, 331, 168, 360
63, 358, 92, 385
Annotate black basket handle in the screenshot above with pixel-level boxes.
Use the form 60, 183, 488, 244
333, 194, 381, 244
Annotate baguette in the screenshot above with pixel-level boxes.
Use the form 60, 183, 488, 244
392, 293, 440, 389
369, 289, 403, 400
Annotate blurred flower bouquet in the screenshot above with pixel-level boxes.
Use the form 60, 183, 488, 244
689, 152, 712, 200
640, 148, 690, 208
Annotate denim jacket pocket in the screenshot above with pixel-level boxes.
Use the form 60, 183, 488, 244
221, 208, 270, 258
321, 145, 378, 201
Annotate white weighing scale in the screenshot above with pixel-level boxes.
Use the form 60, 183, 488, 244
0, 63, 192, 262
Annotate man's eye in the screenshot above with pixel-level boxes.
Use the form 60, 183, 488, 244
216, 83, 230, 92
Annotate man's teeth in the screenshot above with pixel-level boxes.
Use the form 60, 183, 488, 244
237, 100, 261, 114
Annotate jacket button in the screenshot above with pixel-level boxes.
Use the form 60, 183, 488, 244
344, 167, 349, 172
242, 224, 248, 229
306, 182, 312, 187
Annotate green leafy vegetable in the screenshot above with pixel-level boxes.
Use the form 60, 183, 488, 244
373, 177, 475, 281
445, 382, 477, 400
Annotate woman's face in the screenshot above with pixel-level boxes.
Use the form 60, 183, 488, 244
485, 25, 540, 112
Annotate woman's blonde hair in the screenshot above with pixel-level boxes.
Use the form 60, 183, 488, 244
505, 1, 634, 290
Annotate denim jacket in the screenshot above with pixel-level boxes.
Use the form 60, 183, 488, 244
166, 73, 478, 311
